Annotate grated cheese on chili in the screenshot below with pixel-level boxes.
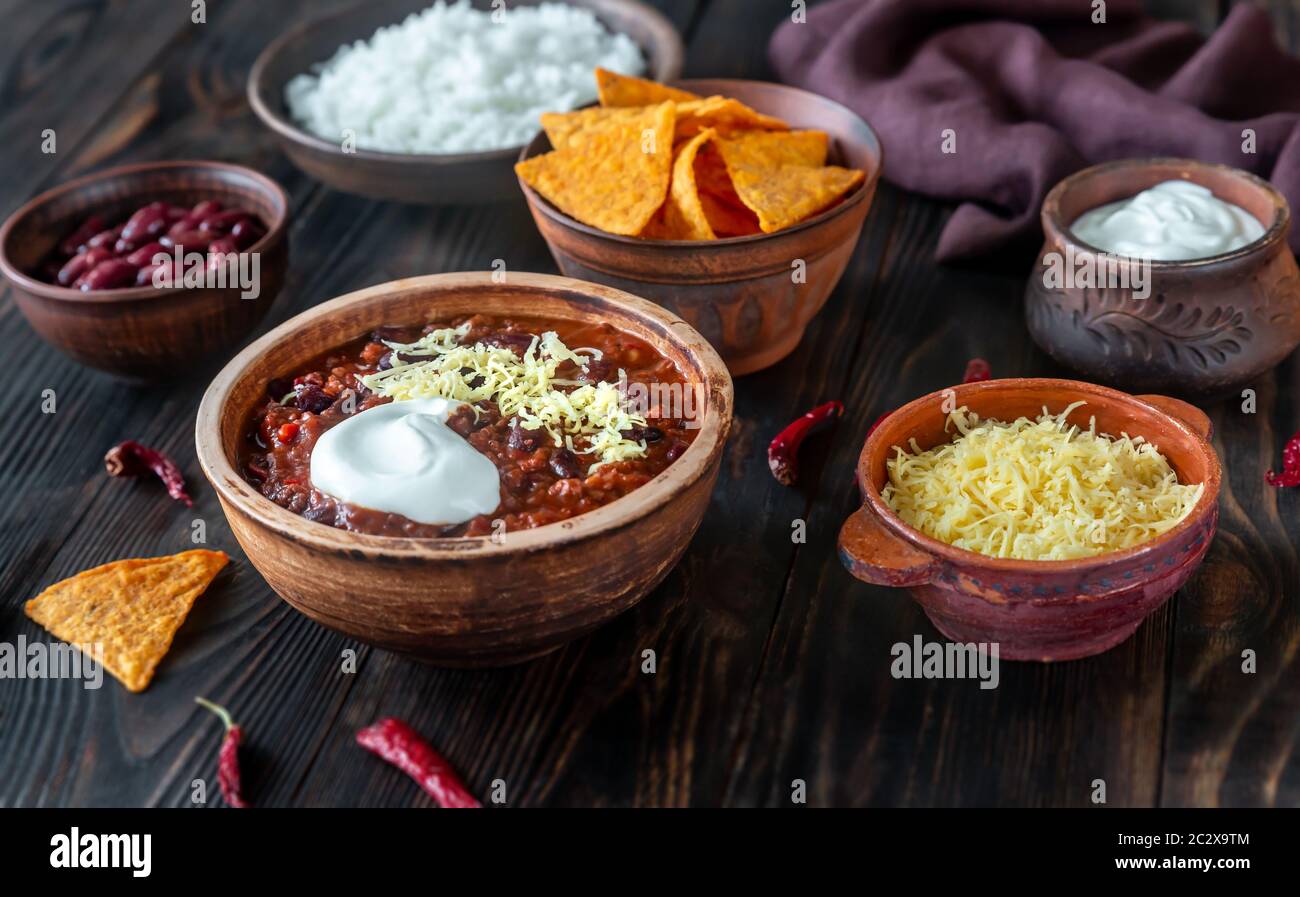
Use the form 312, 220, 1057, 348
359, 325, 650, 468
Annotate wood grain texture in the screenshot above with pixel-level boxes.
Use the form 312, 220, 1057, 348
0, 0, 1296, 808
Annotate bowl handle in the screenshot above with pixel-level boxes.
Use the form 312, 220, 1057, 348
838, 504, 939, 587
1135, 394, 1213, 441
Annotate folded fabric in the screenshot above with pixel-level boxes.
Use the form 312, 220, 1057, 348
770, 0, 1300, 261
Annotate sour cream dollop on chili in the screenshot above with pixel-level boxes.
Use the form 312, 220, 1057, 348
1070, 179, 1264, 260
309, 397, 499, 525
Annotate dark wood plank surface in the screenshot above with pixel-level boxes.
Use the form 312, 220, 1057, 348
0, 0, 1296, 808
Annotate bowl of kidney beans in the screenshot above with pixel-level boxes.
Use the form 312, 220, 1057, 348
42, 198, 267, 291
0, 160, 290, 381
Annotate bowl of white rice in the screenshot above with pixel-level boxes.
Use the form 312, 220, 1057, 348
248, 0, 682, 203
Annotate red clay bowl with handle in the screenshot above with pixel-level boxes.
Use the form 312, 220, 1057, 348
838, 378, 1221, 662
0, 160, 289, 381
518, 79, 883, 376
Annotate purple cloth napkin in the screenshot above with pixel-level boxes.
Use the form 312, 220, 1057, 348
769, 0, 1300, 261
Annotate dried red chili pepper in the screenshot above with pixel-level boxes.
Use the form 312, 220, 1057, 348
962, 357, 991, 383
768, 400, 844, 487
356, 717, 480, 808
195, 697, 249, 808
104, 440, 193, 507
1266, 429, 1300, 487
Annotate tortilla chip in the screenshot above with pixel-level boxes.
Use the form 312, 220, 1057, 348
595, 67, 699, 106
699, 190, 762, 237
517, 102, 675, 236
715, 131, 864, 233
694, 142, 743, 202
25, 550, 229, 692
641, 129, 717, 241
544, 96, 790, 152
541, 107, 643, 150
676, 96, 790, 138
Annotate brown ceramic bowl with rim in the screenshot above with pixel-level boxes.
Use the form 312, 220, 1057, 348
248, 0, 683, 204
0, 160, 289, 381
518, 79, 883, 375
1025, 158, 1300, 397
195, 271, 732, 667
838, 378, 1220, 662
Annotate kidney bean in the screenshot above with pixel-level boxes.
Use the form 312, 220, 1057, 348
507, 418, 543, 452
78, 258, 138, 291
199, 209, 246, 233
57, 247, 113, 286
120, 202, 170, 243
665, 441, 687, 462
160, 229, 214, 251
135, 263, 162, 286
294, 384, 334, 414
484, 332, 537, 355
620, 426, 663, 443
164, 203, 189, 221
207, 237, 238, 273
229, 217, 264, 249
85, 227, 122, 250
549, 448, 582, 479
190, 199, 222, 219
125, 241, 166, 267
208, 236, 238, 255
60, 214, 106, 255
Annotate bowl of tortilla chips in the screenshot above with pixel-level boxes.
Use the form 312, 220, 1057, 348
516, 70, 882, 375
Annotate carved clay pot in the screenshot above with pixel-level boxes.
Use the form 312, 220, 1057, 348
1024, 158, 1300, 398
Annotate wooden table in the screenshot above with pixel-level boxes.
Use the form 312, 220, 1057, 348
1, 0, 1296, 808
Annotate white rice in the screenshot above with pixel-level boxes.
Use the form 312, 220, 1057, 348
284, 1, 646, 154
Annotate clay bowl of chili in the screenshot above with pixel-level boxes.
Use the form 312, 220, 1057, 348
838, 378, 1221, 661
195, 271, 732, 667
518, 78, 882, 376
247, 0, 683, 204
0, 160, 289, 381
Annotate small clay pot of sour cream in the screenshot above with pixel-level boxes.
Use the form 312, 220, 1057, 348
1024, 158, 1300, 398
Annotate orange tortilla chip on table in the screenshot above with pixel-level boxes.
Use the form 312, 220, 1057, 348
595, 67, 699, 106
642, 129, 719, 241
714, 130, 864, 233
516, 101, 676, 236
24, 549, 229, 693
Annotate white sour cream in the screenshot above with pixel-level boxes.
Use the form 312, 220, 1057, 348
310, 397, 500, 525
1070, 179, 1264, 261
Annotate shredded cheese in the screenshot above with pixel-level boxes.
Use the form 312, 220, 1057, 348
881, 402, 1203, 561
359, 325, 649, 469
